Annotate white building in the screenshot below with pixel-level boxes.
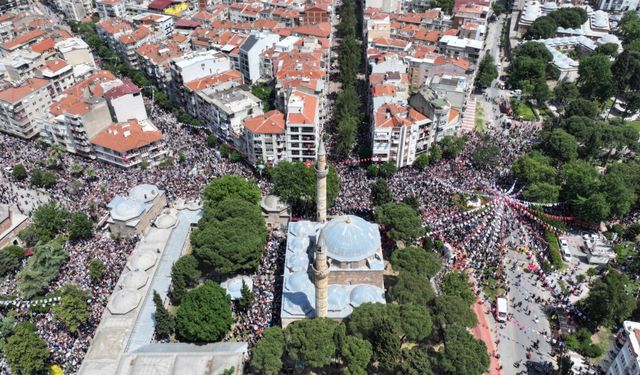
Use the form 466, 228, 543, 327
103, 79, 148, 122
169, 51, 231, 101
371, 103, 430, 168
285, 90, 319, 162
37, 59, 76, 97
365, 0, 402, 12
607, 321, 640, 375
242, 110, 286, 165
91, 119, 167, 168
96, 0, 127, 18
0, 50, 43, 81
438, 35, 483, 63
239, 32, 280, 84
60, 0, 92, 21
55, 38, 97, 79
0, 78, 53, 139
598, 0, 638, 12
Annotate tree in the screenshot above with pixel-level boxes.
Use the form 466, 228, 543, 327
492, 3, 506, 15
89, 260, 105, 281
391, 246, 441, 278
620, 11, 640, 44
441, 271, 476, 306
430, 145, 443, 163
0, 245, 24, 276
565, 99, 599, 118
4, 323, 49, 375
430, 0, 454, 14
252, 83, 275, 111
414, 153, 429, 169
512, 151, 557, 184
584, 270, 636, 327
553, 82, 579, 107
523, 182, 560, 203
371, 317, 402, 373
375, 203, 423, 241
153, 290, 175, 340
399, 304, 433, 342
169, 254, 202, 304
53, 284, 90, 333
397, 346, 434, 375
440, 135, 467, 159
202, 176, 261, 206
574, 193, 610, 222
578, 54, 615, 103
17, 242, 68, 298
548, 7, 588, 28
237, 280, 254, 311
12, 164, 27, 180
251, 327, 285, 375
602, 172, 636, 218
347, 302, 390, 339
546, 128, 578, 162
433, 295, 477, 328
476, 54, 498, 88
371, 179, 392, 206
285, 318, 338, 369
439, 324, 490, 375
471, 143, 500, 168
176, 281, 232, 342
68, 212, 93, 241
525, 16, 557, 39
270, 161, 339, 211
341, 336, 373, 373
389, 271, 435, 305
32, 203, 69, 243
595, 43, 620, 57
513, 42, 554, 61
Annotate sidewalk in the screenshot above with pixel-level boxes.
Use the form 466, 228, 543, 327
472, 300, 502, 375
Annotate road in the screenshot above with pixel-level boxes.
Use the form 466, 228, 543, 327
489, 246, 555, 374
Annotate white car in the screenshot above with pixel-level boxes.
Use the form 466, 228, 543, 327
559, 239, 571, 261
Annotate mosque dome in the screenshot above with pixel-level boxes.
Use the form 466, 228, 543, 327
112, 199, 146, 221
221, 275, 253, 300
283, 291, 314, 315
108, 289, 142, 315
285, 272, 314, 292
120, 270, 148, 290
317, 215, 381, 262
350, 285, 386, 307
127, 251, 157, 271
289, 236, 310, 253
286, 253, 309, 272
129, 184, 160, 203
155, 212, 178, 229
328, 285, 349, 311
597, 34, 619, 45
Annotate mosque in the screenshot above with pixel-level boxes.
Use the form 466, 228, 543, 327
280, 141, 386, 327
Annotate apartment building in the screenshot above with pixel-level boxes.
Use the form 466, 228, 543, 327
409, 86, 459, 147
182, 69, 244, 119
285, 90, 319, 162
0, 50, 43, 81
37, 59, 76, 97
131, 13, 175, 38
169, 50, 231, 104
0, 78, 54, 139
607, 321, 640, 375
91, 119, 167, 168
115, 27, 151, 68
136, 40, 183, 91
103, 79, 147, 123
194, 85, 263, 144
438, 35, 482, 63
371, 103, 430, 168
239, 32, 280, 84
55, 38, 97, 78
242, 110, 286, 165
96, 0, 127, 19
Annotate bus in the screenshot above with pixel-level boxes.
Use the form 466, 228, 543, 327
496, 297, 508, 322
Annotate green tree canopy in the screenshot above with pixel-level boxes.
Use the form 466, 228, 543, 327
375, 203, 423, 241
371, 316, 402, 372
176, 281, 232, 342
12, 164, 27, 180
438, 324, 490, 375
523, 182, 560, 203
285, 318, 338, 369
620, 11, 640, 44
441, 271, 476, 306
545, 128, 578, 162
471, 143, 501, 168
513, 42, 554, 61
396, 346, 434, 375
203, 176, 261, 206
584, 270, 636, 328
0, 245, 25, 276
549, 7, 588, 28
89, 260, 105, 282
371, 178, 392, 206
17, 241, 68, 298
52, 284, 90, 333
68, 212, 93, 241
512, 151, 557, 184
476, 54, 498, 88
251, 327, 285, 375
525, 16, 557, 39
4, 323, 49, 375
578, 54, 615, 102
389, 271, 435, 305
31, 202, 69, 244
153, 290, 175, 340
433, 295, 478, 329
560, 160, 599, 201
565, 99, 599, 118
398, 304, 433, 342
346, 302, 390, 340
169, 254, 201, 304
340, 336, 373, 373
595, 43, 620, 57
270, 161, 339, 211
391, 246, 442, 278
553, 82, 580, 107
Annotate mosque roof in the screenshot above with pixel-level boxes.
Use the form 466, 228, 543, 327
127, 251, 157, 271
130, 184, 161, 203
318, 215, 381, 262
221, 275, 253, 300
110, 197, 147, 222
108, 289, 142, 315
120, 270, 149, 290
350, 285, 386, 307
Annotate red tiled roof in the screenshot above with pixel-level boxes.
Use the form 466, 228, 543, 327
0, 78, 50, 104
244, 110, 285, 134
175, 19, 200, 28
291, 22, 331, 38
104, 79, 141, 100
2, 29, 46, 50
91, 120, 163, 153
30, 38, 56, 54
148, 0, 173, 10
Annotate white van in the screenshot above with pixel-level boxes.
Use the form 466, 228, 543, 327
559, 239, 571, 261
496, 297, 508, 322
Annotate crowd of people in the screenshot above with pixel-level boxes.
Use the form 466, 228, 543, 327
226, 230, 286, 347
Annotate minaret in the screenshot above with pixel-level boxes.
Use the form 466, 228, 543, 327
316, 139, 328, 224
314, 138, 329, 318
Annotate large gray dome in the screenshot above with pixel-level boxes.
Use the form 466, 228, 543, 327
350, 285, 385, 307
129, 184, 160, 203
318, 215, 380, 262
112, 199, 145, 221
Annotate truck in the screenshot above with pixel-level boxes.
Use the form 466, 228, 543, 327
496, 297, 508, 322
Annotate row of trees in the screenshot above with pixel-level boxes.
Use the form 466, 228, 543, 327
334, 0, 363, 159
525, 7, 588, 40
18, 203, 93, 247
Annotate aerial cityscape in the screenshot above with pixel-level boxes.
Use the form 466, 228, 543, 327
0, 0, 639, 372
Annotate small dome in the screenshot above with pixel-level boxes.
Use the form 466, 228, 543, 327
542, 2, 557, 10
155, 213, 177, 229
318, 215, 381, 262
350, 285, 385, 307
113, 199, 145, 221
129, 184, 160, 203
120, 270, 148, 289
328, 285, 349, 311
221, 275, 253, 300
290, 221, 318, 237
108, 288, 142, 314
286, 272, 313, 292
261, 195, 283, 211
598, 34, 619, 45
283, 291, 314, 315
127, 251, 157, 271
286, 253, 309, 272
289, 236, 310, 253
